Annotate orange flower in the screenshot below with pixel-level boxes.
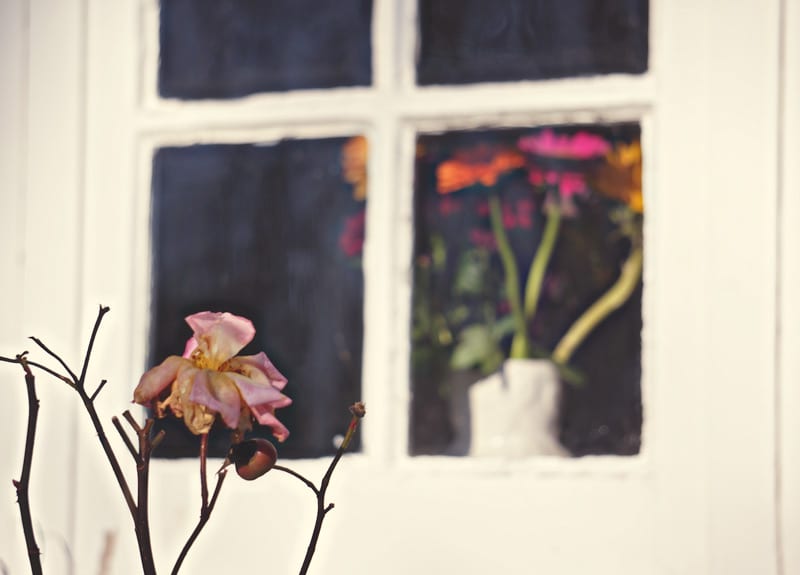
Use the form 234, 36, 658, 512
342, 136, 368, 201
436, 150, 525, 195
590, 142, 643, 213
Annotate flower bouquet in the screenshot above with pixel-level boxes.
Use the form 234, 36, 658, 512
412, 125, 643, 455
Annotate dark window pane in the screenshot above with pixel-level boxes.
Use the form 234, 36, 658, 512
411, 124, 643, 456
149, 136, 368, 458
417, 0, 649, 85
159, 0, 373, 99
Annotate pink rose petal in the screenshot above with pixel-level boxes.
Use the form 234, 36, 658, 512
189, 370, 242, 429
134, 355, 190, 405
250, 406, 291, 442
230, 352, 288, 390
227, 372, 292, 409
185, 311, 256, 364
182, 337, 198, 358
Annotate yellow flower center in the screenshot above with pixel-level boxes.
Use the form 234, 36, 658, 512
191, 349, 218, 371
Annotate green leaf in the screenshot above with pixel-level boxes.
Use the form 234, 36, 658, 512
489, 315, 516, 340
453, 249, 490, 296
446, 305, 470, 327
431, 234, 447, 270
451, 325, 502, 374
555, 362, 587, 387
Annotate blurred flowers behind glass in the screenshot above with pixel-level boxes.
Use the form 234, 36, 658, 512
411, 124, 644, 455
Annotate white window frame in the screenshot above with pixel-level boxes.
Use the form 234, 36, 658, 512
0, 0, 790, 573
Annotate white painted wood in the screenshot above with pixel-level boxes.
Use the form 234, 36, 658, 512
0, 0, 30, 572
0, 0, 89, 573
779, 0, 800, 572
651, 3, 782, 574
616, 2, 713, 572
14, 0, 784, 573
703, 2, 781, 572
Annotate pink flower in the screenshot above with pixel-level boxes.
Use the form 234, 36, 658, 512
528, 168, 589, 217
518, 129, 611, 159
502, 203, 517, 228
134, 312, 291, 439
339, 210, 366, 258
515, 199, 535, 228
470, 228, 496, 250
438, 196, 462, 216
557, 172, 588, 198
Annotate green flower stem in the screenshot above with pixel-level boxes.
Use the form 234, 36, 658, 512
523, 205, 561, 323
552, 244, 644, 365
488, 194, 529, 358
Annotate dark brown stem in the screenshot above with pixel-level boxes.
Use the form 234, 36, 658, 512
297, 403, 365, 575
112, 416, 139, 460
171, 433, 227, 575
90, 379, 108, 401
5, 306, 158, 575
29, 336, 78, 382
77, 389, 137, 521
273, 465, 319, 495
0, 355, 72, 384
13, 355, 43, 575
78, 305, 109, 387
133, 419, 157, 575
200, 434, 209, 508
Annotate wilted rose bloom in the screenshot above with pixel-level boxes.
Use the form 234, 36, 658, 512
133, 312, 291, 439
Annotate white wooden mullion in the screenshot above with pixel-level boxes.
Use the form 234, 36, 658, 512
359, 0, 402, 463
703, 0, 781, 571
778, 0, 800, 572
134, 77, 653, 134
650, 0, 713, 571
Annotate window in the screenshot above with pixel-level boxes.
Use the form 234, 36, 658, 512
144, 0, 649, 461
149, 138, 367, 457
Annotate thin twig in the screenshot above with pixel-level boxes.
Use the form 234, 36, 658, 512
112, 416, 139, 460
273, 465, 319, 495
77, 387, 137, 517
171, 434, 227, 575
132, 419, 157, 575
5, 306, 159, 575
123, 410, 142, 433
200, 434, 209, 508
151, 430, 166, 451
0, 354, 73, 384
12, 355, 44, 575
298, 402, 365, 575
29, 336, 79, 382
90, 379, 108, 402
78, 305, 110, 388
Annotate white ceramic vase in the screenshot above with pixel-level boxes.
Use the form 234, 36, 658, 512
468, 358, 566, 457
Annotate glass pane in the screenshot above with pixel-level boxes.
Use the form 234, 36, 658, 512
149, 136, 368, 458
417, 0, 649, 85
411, 124, 643, 456
159, 0, 373, 99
